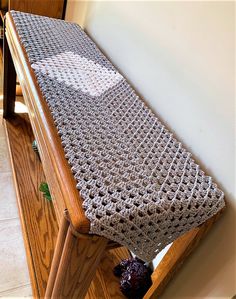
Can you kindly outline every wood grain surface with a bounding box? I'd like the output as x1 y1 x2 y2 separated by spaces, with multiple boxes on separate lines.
9 0 65 19
144 210 224 299
5 12 90 233
45 214 69 298
4 113 130 299
86 247 130 299
4 113 59 298
51 231 108 298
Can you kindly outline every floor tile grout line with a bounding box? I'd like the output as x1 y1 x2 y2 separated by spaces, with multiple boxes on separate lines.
0 283 31 295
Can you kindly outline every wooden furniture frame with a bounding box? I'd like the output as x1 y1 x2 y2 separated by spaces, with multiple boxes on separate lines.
3 0 67 19
3 11 224 299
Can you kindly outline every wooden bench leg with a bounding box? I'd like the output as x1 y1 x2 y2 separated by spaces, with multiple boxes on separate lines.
45 213 70 298
144 211 223 299
51 226 108 299
3 21 16 119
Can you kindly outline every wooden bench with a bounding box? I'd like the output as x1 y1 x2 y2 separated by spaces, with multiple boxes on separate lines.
3 11 224 299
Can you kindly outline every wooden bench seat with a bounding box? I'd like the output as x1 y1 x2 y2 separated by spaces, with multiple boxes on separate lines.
3 11 225 299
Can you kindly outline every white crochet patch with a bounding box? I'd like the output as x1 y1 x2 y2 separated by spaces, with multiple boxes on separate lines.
32 51 123 97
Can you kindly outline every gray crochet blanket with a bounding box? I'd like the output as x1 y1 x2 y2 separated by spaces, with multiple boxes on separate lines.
11 11 225 261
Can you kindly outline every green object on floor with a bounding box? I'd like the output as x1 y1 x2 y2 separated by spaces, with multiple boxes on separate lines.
39 182 52 201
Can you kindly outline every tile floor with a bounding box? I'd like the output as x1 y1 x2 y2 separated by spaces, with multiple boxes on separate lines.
0 46 32 297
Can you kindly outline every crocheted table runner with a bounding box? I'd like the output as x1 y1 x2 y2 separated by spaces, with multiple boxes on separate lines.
11 11 225 261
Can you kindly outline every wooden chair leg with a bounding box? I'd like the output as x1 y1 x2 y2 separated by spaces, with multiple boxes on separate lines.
3 21 16 118
51 227 108 299
144 211 223 299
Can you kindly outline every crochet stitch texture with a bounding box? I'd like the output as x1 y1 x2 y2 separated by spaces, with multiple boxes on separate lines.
11 11 225 261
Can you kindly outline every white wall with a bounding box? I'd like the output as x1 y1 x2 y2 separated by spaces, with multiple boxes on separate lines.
66 1 235 298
